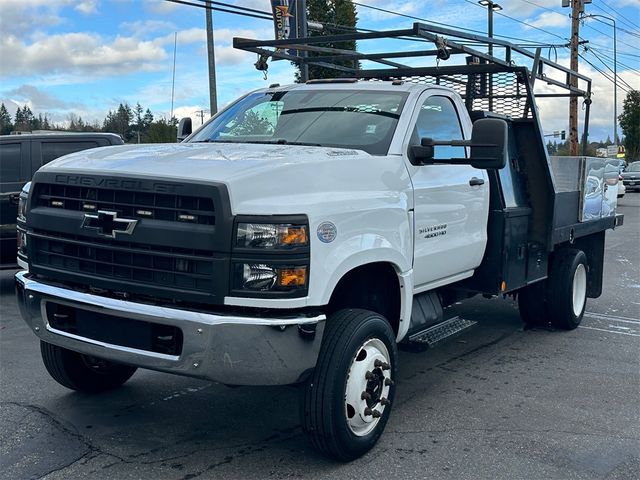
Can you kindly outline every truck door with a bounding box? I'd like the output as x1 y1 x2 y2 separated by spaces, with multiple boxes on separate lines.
405 93 489 289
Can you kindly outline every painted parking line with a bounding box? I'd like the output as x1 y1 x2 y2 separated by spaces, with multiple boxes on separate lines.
579 325 640 337
584 311 640 324
580 311 640 336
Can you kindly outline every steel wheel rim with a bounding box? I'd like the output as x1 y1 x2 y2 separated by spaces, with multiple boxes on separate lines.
572 263 587 317
344 338 392 437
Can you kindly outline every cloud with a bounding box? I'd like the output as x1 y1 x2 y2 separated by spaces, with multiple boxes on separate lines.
1 33 167 78
143 0 180 15
0 0 66 36
4 85 81 111
75 0 99 14
120 20 177 35
526 11 570 29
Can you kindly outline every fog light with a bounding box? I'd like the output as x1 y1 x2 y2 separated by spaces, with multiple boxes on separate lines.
17 229 27 256
243 264 278 290
235 263 308 292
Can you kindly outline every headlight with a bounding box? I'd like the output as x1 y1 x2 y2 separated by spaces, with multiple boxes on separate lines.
18 194 28 222
236 223 308 249
233 263 308 292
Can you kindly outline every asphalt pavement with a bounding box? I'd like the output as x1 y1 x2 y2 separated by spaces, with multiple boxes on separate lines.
1 194 638 480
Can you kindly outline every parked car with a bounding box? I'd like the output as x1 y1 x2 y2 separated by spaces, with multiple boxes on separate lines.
0 132 123 268
618 175 626 198
621 161 640 191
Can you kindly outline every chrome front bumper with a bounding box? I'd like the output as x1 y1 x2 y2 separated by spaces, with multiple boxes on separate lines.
15 271 325 386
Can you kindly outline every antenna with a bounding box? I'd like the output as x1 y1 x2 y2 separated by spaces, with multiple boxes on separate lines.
170 32 177 122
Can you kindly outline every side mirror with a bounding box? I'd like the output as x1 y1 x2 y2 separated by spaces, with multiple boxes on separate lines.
408 138 435 165
407 118 508 170
468 118 508 170
177 117 192 142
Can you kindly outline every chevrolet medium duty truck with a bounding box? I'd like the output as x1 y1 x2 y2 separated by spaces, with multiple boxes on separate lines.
15 24 623 460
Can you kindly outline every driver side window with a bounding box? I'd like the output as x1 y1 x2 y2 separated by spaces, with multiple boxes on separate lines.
412 96 466 159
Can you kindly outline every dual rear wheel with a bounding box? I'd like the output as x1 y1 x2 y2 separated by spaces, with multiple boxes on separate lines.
518 248 588 330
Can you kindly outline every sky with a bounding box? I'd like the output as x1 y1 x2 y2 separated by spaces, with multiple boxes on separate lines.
0 0 638 142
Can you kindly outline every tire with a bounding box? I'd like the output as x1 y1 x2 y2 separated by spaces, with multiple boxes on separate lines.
517 279 550 327
547 249 588 330
301 309 397 461
41 341 137 393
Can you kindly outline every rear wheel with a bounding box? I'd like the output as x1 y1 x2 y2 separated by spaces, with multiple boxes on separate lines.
301 309 397 461
517 280 549 327
41 341 137 393
547 249 588 330
517 248 588 330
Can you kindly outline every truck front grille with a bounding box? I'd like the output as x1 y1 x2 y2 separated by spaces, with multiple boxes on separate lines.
35 183 215 225
26 174 232 305
31 231 217 302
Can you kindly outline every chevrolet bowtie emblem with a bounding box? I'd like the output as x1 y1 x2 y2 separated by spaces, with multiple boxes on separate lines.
81 210 138 238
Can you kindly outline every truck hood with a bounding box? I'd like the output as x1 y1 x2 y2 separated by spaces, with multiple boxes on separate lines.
42 142 369 181
39 142 412 215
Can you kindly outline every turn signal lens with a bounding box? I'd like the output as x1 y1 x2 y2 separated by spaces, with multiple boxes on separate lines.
278 267 307 287
280 226 307 246
236 223 308 248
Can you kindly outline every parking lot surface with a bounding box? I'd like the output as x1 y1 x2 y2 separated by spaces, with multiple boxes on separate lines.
1 194 638 480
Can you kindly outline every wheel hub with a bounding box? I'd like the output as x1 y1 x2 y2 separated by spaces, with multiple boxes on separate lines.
572 263 587 317
344 338 392 437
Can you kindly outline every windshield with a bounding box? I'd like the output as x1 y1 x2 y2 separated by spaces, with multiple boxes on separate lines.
627 162 640 172
188 89 408 155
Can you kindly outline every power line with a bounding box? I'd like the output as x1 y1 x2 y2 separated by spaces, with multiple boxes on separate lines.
582 20 640 49
588 47 639 79
191 0 273 17
593 0 640 30
584 48 634 91
461 0 568 42
586 16 640 39
579 52 630 94
164 0 272 20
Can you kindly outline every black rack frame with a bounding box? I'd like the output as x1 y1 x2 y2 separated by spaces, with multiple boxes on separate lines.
233 22 593 154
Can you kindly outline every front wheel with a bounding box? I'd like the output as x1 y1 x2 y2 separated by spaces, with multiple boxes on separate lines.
41 341 137 393
301 309 397 461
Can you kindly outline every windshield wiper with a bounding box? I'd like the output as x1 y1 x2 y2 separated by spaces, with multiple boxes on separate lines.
191 139 322 147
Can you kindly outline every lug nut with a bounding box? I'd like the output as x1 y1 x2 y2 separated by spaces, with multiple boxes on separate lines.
364 407 373 416
375 359 391 370
380 397 391 406
384 378 394 386
361 391 371 400
371 409 382 418
365 371 374 380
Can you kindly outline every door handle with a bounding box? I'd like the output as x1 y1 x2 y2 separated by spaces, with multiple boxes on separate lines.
469 177 485 186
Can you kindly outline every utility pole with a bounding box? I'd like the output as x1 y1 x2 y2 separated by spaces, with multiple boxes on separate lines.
478 1 502 112
205 1 218 116
297 0 309 82
196 110 208 126
568 0 582 155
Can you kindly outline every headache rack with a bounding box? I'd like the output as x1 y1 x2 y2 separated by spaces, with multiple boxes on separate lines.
233 22 593 154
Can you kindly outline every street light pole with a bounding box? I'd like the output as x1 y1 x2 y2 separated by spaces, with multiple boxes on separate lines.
584 14 617 144
478 0 502 111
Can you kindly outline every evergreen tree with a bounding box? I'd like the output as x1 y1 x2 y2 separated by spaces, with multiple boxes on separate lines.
619 90 640 161
0 103 12 135
147 118 177 143
300 0 359 80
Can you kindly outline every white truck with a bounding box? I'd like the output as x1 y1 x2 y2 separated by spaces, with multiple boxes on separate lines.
15 24 623 460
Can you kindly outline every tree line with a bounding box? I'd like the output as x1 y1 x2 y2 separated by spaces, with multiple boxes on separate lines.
0 102 178 143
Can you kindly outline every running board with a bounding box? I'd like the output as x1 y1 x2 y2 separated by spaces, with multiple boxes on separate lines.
407 317 477 347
